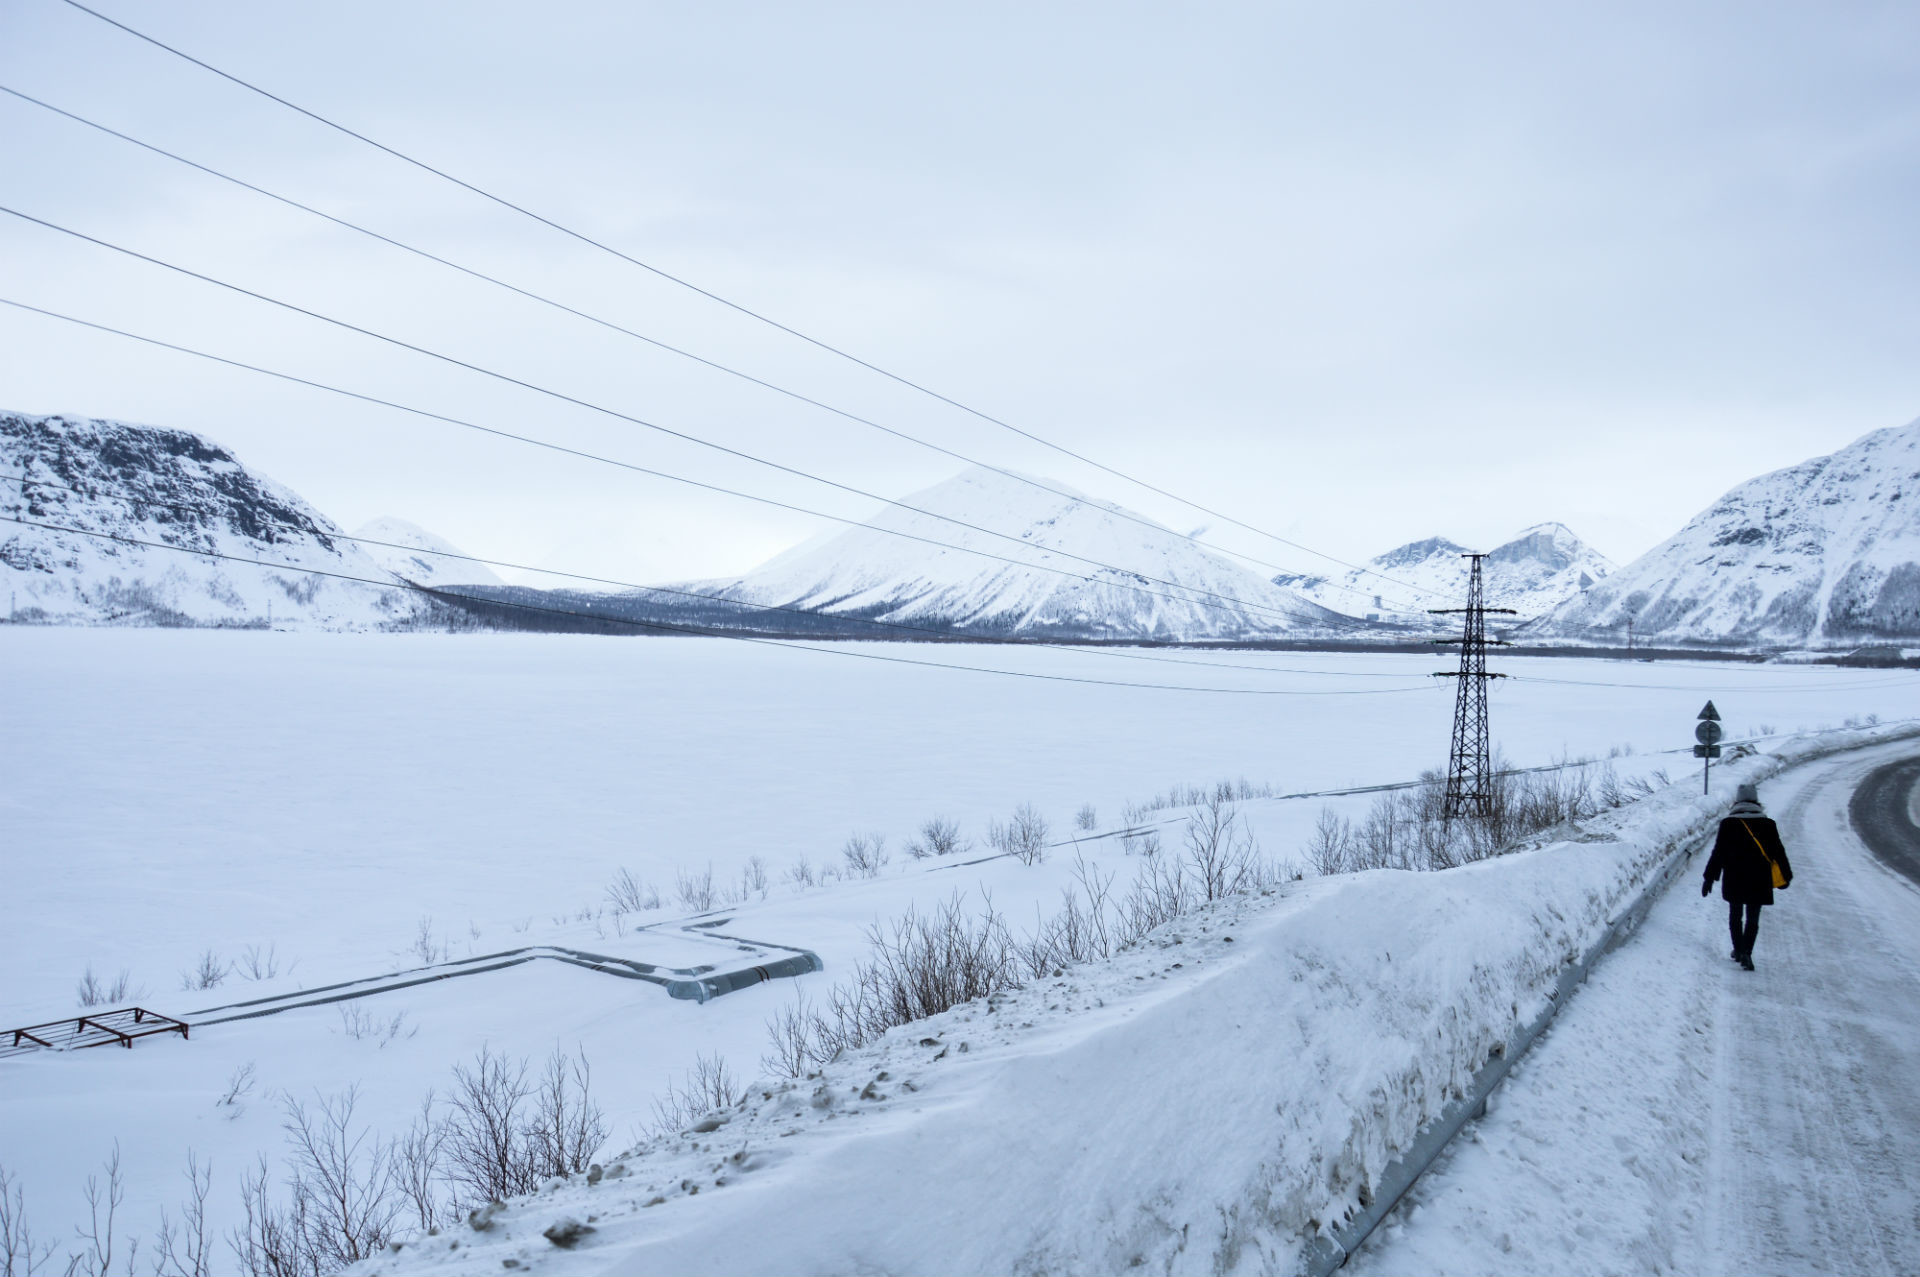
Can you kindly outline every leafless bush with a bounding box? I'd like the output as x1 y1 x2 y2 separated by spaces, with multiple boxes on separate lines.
988 803 1051 865
785 855 816 888
219 1062 258 1110
179 950 230 993
1182 790 1267 900
675 865 717 913
0 1162 54 1277
151 1152 212 1277
841 832 889 879
75 966 131 1009
905 817 968 859
761 993 818 1080
70 1143 131 1277
236 944 285 982
1305 807 1355 876
605 867 661 914
647 1054 742 1136
393 1094 447 1234
336 1006 416 1048
741 856 771 901
1119 821 1162 857
808 894 1022 1060
440 1045 606 1206
1021 855 1118 975
1117 845 1192 940
230 1087 400 1277
1075 804 1098 832
409 918 449 966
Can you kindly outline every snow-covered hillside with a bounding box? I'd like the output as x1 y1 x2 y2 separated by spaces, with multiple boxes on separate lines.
0 410 425 628
353 516 503 588
695 466 1354 640
1529 418 1920 647
1274 523 1614 621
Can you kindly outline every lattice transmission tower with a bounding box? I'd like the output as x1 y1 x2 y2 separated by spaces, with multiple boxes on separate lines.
1432 554 1517 821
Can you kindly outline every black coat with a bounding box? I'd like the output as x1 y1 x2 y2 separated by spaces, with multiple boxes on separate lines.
1704 814 1792 905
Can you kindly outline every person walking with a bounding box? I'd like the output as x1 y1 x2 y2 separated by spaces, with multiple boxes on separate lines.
1702 781 1793 970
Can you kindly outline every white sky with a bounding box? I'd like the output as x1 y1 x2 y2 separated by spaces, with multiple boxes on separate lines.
1 1 1916 588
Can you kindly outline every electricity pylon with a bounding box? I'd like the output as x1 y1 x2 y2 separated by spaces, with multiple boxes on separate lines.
1432 554 1518 822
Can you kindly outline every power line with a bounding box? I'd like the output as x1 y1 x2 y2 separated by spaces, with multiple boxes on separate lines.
0 512 1440 697
0 466 1427 681
0 82 1441 617
50 0 1464 609
0 205 1339 633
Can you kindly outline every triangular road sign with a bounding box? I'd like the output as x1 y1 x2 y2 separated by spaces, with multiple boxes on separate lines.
1699 700 1721 721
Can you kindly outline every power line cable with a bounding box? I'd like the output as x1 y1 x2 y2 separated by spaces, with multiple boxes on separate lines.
0 204 1338 633
50 0 1464 609
0 466 1427 681
0 511 1440 697
0 82 1440 617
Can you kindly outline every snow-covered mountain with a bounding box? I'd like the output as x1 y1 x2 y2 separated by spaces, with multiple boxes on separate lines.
0 410 427 628
353 516 503 588
1527 419 1920 648
1274 524 1614 621
695 467 1355 640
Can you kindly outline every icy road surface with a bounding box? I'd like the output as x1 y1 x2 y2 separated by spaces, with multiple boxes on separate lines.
1351 737 1920 1277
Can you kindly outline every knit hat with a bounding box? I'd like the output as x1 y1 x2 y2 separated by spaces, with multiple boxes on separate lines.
1730 781 1764 816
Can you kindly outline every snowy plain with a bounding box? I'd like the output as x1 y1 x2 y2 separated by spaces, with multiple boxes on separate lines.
1 627 1916 1271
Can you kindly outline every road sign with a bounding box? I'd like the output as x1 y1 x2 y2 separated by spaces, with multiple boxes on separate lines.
1695 702 1723 793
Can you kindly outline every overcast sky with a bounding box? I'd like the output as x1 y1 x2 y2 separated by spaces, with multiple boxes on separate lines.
2 1 1916 593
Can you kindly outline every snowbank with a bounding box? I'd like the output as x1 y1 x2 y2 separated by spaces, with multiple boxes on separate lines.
352 723 1920 1276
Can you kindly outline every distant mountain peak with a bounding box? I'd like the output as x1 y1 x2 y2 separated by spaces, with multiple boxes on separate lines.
700 465 1353 640
1530 416 1920 646
1273 524 1612 621
353 516 504 588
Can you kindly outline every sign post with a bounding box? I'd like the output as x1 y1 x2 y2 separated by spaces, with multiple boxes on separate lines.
1693 701 1723 794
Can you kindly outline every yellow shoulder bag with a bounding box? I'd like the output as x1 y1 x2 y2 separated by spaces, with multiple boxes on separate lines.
1740 820 1787 889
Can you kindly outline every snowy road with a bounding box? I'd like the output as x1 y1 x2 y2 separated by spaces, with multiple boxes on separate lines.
1851 755 1920 886
1351 738 1920 1277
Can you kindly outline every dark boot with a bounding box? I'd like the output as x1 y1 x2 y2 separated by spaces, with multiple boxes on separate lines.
1740 953 1755 971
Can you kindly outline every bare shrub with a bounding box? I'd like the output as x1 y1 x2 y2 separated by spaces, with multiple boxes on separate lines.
0 1161 54 1277
905 817 967 859
71 1143 131 1277
442 1047 535 1204
1020 855 1118 975
841 832 889 879
180 950 230 993
219 1062 258 1110
229 1089 402 1277
151 1152 212 1277
336 1006 416 1048
1117 847 1191 941
1075 804 1099 832
761 993 817 1080
75 966 131 1009
647 1054 741 1136
393 1094 447 1234
439 1045 606 1206
810 894 1022 1059
742 856 771 901
988 803 1051 865
1182 789 1266 900
236 944 284 982
1305 807 1355 876
410 918 448 966
605 867 660 914
675 865 717 913
785 855 816 888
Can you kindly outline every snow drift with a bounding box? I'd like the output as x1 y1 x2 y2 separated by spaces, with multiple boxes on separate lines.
351 721 1920 1277
1528 417 1920 647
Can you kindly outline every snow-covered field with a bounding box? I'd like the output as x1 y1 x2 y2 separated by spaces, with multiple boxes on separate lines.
1 627 1914 1271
